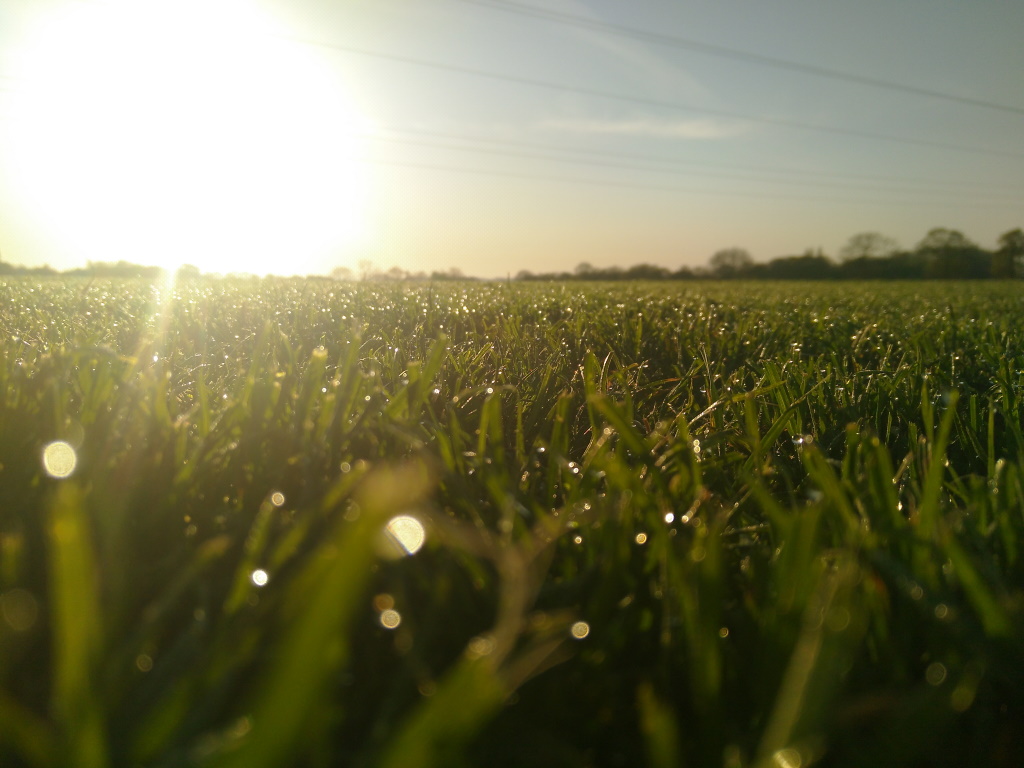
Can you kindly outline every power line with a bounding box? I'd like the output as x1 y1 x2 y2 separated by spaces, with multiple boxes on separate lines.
449 0 1024 117
1 75 1017 197
367 130 1024 201
373 125 1024 193
0 81 1012 196
369 157 1022 210
3 7 1019 158
287 35 1024 160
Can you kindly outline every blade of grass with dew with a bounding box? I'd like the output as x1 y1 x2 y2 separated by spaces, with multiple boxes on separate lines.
212 462 432 768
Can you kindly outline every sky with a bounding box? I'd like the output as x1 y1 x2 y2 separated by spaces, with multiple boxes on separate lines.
0 0 1022 277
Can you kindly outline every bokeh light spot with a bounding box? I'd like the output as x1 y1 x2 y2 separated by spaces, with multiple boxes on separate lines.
250 569 269 587
1 589 39 632
571 621 590 639
42 441 77 478
773 748 803 768
386 515 425 555
468 635 496 658
380 609 401 629
270 491 285 507
926 662 947 686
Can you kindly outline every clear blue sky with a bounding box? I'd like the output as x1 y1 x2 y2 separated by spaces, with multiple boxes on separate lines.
1 0 1022 276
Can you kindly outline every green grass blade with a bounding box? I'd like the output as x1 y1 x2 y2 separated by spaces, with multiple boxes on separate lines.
47 483 108 768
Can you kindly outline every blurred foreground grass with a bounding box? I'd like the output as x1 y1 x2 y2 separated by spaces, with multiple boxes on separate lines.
1 277 1023 767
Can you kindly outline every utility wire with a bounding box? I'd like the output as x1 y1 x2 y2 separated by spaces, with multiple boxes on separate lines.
0 85 1011 196
368 131 1024 201
369 157 1021 210
450 0 1024 117
374 125 1024 192
287 35 1024 160
0 74 1016 196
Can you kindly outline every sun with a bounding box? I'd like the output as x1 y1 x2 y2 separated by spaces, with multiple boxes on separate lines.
2 0 371 275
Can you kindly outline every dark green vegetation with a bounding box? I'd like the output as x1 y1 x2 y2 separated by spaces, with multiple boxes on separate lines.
1 278 1023 767
519 226 1024 282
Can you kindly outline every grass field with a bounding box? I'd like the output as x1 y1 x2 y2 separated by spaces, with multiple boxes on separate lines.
1 277 1022 767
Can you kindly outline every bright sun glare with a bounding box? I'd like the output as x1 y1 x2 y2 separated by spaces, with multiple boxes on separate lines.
3 0 370 275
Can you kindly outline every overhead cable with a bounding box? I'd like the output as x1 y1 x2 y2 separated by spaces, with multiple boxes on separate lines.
287 35 1024 160
369 157 1022 210
450 0 1024 117
367 131 1024 200
374 125 1024 193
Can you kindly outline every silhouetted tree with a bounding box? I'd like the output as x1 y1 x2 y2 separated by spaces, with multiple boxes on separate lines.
331 266 354 281
358 259 376 281
916 228 977 252
624 263 670 280
839 232 900 261
752 250 835 280
838 251 924 280
994 228 1024 278
915 228 990 278
429 267 467 281
709 248 752 277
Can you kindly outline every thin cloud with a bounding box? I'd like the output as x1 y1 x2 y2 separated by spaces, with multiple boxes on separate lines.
539 117 749 139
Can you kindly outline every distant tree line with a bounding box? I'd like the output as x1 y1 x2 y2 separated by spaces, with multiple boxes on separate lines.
0 260 164 278
2 227 1020 281
329 262 476 282
515 227 1024 281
